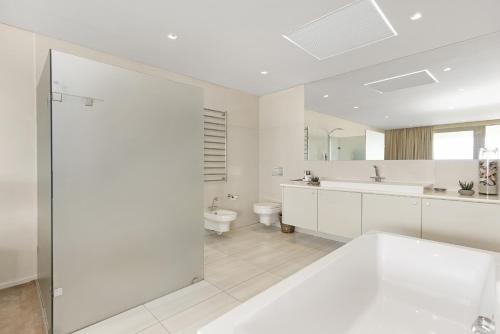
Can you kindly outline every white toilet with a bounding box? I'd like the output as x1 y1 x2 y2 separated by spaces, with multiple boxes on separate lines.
253 202 281 226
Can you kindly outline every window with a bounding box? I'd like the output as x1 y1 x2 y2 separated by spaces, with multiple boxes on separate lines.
365 130 385 160
433 131 474 160
485 125 500 151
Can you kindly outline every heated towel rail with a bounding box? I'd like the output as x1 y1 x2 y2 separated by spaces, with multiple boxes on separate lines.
204 108 227 182
304 126 309 160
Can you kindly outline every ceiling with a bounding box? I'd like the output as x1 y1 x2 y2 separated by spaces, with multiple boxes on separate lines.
1 0 500 95
305 32 500 129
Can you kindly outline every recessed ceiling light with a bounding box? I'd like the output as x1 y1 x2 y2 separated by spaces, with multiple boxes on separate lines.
167 33 178 40
323 94 329 98
353 106 359 109
458 88 465 92
384 115 389 119
260 71 269 75
410 12 422 21
443 67 452 72
448 106 455 110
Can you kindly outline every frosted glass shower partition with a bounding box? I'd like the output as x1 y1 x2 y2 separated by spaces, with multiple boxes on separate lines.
37 51 204 334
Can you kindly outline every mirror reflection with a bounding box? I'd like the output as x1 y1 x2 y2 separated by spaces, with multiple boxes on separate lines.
305 32 500 161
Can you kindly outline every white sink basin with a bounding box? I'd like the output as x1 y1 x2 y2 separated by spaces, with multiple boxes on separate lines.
320 179 430 195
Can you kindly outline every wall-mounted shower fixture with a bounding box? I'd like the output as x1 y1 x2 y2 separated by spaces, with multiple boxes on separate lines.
328 128 344 160
328 128 344 136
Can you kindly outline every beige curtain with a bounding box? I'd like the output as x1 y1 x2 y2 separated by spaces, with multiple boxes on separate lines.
385 126 433 160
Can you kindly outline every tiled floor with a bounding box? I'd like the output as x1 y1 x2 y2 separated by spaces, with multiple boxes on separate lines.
5 224 342 334
76 224 343 334
0 281 45 334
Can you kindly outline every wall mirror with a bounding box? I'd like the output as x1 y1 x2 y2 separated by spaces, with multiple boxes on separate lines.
304 32 500 161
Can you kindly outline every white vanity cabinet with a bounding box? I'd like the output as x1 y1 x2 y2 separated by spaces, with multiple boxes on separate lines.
422 199 500 252
318 190 362 238
281 184 500 252
362 194 422 237
282 187 318 231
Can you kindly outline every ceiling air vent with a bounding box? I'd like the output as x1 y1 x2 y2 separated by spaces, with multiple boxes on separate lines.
282 0 397 60
364 70 439 93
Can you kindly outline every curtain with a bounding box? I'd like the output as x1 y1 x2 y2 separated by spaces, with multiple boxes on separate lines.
385 126 433 160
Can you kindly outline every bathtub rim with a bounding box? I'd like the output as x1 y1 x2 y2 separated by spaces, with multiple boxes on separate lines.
198 232 497 334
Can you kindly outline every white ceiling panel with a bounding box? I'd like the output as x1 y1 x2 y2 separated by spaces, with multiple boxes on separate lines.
364 69 438 93
283 0 397 60
1 0 500 95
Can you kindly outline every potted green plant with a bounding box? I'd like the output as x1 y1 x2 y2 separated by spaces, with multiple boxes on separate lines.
458 181 475 196
308 176 320 186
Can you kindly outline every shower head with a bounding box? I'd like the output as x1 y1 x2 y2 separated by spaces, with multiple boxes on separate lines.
328 128 344 136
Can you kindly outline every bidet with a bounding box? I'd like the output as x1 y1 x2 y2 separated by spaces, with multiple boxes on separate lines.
204 209 237 235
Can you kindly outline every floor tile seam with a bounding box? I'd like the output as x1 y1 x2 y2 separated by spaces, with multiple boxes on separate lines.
144 282 222 323
217 270 270 293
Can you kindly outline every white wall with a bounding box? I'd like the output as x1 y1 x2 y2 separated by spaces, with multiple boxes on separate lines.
259 86 304 202
0 23 259 289
259 85 483 204
0 24 37 289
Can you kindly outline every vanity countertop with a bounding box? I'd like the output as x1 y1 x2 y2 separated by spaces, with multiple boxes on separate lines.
281 181 500 205
421 189 500 205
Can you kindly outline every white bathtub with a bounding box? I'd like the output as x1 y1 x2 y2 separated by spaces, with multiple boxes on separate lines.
199 233 496 334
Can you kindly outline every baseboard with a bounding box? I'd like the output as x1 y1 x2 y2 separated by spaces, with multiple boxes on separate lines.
0 274 38 291
283 225 352 244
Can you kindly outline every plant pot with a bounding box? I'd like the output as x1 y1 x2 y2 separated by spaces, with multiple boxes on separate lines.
458 189 475 196
280 222 295 233
279 213 295 233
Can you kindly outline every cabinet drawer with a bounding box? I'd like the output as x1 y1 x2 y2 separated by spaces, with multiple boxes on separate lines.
318 190 361 238
282 187 317 231
422 199 500 251
362 193 421 237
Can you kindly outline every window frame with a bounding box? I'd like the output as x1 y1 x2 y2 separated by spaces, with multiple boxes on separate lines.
433 125 485 159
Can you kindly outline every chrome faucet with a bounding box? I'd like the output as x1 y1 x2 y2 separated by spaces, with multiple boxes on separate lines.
472 316 495 333
209 197 218 211
370 165 385 182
